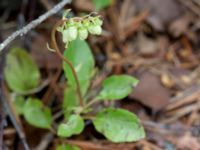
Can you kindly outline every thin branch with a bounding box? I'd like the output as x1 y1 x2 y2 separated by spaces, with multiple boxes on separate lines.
2 83 30 150
0 0 72 52
0 48 6 150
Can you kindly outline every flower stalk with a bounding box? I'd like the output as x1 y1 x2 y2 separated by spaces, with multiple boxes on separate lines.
50 12 103 108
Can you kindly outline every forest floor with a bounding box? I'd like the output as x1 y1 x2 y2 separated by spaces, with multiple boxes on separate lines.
1 0 200 149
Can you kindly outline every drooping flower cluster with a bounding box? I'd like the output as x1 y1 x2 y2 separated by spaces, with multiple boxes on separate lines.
58 15 103 44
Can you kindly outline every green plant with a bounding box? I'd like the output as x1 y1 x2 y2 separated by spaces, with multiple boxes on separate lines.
4 11 145 149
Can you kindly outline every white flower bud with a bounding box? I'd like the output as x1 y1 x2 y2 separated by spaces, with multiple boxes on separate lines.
83 20 90 28
62 26 78 42
94 17 103 26
95 25 102 35
78 28 88 40
88 25 102 35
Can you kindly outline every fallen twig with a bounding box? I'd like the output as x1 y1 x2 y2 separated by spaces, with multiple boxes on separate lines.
0 0 72 52
34 133 54 150
0 49 6 150
165 85 200 111
162 103 200 123
177 0 200 18
2 82 30 150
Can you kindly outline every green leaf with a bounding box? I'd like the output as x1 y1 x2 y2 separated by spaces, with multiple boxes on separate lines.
57 115 84 137
96 75 139 100
13 95 25 115
63 39 95 96
23 98 52 129
56 144 80 150
92 0 113 10
4 47 40 94
63 86 79 119
93 108 145 142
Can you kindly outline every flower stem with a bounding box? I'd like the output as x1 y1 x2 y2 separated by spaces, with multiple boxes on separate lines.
51 19 84 107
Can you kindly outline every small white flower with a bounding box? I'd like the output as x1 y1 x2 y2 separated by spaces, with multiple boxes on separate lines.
88 25 102 35
94 17 103 26
78 28 88 40
95 25 102 35
62 26 78 42
82 20 90 28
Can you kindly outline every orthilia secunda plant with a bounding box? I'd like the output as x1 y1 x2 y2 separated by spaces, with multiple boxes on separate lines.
47 10 145 146
4 10 144 149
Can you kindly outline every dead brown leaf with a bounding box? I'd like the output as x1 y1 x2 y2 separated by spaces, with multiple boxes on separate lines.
130 71 171 111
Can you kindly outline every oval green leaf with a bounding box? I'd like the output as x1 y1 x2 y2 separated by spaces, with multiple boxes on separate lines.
63 39 95 96
96 75 139 100
57 115 84 138
93 108 145 142
23 98 52 129
4 47 40 94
